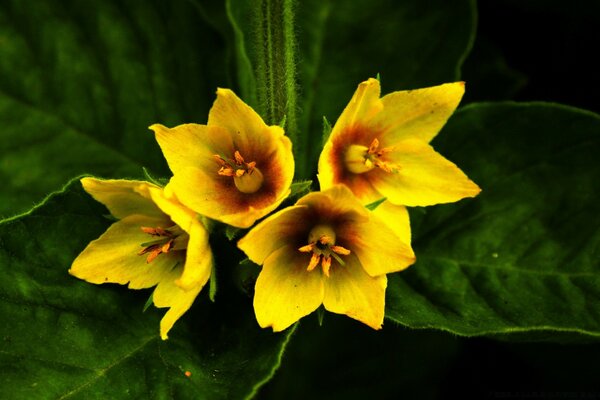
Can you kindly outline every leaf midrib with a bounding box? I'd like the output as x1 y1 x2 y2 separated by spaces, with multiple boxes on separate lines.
57 336 158 399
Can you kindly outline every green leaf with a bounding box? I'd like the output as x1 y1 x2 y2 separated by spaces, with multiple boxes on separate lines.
0 0 229 218
386 103 600 341
365 197 387 211
289 180 313 199
296 0 477 177
0 179 294 398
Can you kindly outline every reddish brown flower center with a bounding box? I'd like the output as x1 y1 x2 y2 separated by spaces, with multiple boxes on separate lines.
298 224 351 277
214 151 264 194
344 138 399 174
138 225 187 263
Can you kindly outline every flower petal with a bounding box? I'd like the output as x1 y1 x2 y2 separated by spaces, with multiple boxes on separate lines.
254 245 325 332
332 78 383 132
69 214 182 289
371 201 411 245
150 123 233 174
176 221 212 291
323 253 387 330
375 82 465 144
153 263 204 340
297 185 369 225
208 88 274 152
238 205 311 265
337 211 415 277
145 185 198 233
80 178 162 220
372 139 481 207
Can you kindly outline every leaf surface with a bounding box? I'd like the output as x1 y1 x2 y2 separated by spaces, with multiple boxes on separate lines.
386 103 600 341
0 180 293 399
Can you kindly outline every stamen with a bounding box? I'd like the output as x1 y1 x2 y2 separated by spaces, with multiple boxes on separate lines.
234 150 245 165
344 138 400 174
298 244 314 253
213 150 264 194
307 253 320 272
331 245 351 255
300 224 351 277
138 225 186 263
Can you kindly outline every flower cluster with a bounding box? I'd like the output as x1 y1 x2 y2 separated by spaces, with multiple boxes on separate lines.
70 79 480 338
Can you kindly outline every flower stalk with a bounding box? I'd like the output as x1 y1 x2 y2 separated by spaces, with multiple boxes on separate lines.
254 0 299 165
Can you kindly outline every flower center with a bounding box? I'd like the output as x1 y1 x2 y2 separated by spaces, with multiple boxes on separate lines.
214 151 264 194
138 225 188 263
298 224 351 277
344 138 399 174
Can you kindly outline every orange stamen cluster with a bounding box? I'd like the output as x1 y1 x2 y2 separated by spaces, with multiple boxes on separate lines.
138 226 176 263
298 231 351 278
365 138 397 173
214 151 257 178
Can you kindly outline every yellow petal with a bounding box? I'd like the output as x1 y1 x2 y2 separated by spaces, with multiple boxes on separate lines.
69 214 181 289
375 82 465 144
372 139 481 207
371 201 411 245
238 205 311 264
297 185 369 224
323 252 387 330
208 88 274 151
153 263 204 340
254 245 325 332
176 221 213 291
169 166 290 229
337 212 415 277
145 185 197 233
80 178 163 220
150 123 233 175
331 78 383 133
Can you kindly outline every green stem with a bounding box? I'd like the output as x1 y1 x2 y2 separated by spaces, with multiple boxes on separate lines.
254 0 299 166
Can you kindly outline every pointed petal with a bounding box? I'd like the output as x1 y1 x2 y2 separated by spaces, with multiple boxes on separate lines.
152 263 204 340
371 201 412 245
337 213 415 277
372 139 481 207
375 82 465 144
332 78 382 133
238 205 311 264
69 215 181 289
323 253 387 330
150 123 233 175
176 221 213 291
208 88 274 152
254 246 325 332
80 178 162 220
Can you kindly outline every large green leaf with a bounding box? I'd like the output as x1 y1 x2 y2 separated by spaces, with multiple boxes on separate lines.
0 179 293 399
225 0 477 178
0 0 229 218
386 103 600 340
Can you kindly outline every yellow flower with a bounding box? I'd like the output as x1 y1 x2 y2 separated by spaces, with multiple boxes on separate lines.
318 78 481 220
237 185 415 332
150 88 294 228
69 178 213 340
